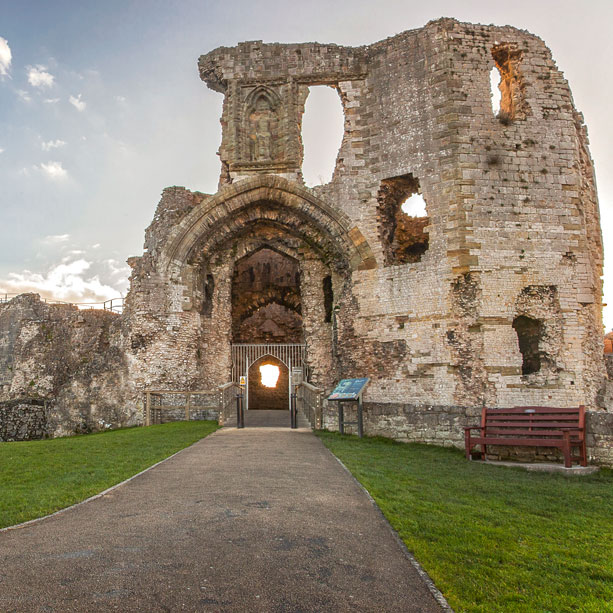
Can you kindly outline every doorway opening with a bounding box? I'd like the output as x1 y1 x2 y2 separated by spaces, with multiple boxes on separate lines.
248 355 289 410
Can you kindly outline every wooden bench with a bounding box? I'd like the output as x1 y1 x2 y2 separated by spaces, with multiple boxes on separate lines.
464 406 587 468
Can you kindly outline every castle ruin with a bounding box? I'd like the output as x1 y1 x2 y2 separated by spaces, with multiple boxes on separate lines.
2 19 612 463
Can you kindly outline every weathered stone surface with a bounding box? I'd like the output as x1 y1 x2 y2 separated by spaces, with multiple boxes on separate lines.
0 294 139 437
0 398 49 442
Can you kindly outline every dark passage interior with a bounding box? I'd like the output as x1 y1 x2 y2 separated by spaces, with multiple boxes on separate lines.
231 248 303 343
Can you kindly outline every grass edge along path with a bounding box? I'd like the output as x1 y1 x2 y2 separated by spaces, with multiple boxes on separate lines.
316 431 613 613
0 421 219 529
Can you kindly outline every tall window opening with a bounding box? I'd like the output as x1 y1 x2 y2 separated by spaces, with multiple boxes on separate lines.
323 275 333 323
301 86 344 187
377 174 430 266
203 274 214 317
490 66 502 116
512 315 543 375
491 43 527 123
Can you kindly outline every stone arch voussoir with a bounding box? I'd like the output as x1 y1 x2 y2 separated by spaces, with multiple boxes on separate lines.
161 175 375 275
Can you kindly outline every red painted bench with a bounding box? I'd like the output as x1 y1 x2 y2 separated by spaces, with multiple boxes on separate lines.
464 406 587 468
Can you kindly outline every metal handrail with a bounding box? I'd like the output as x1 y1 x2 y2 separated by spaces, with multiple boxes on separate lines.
298 381 324 429
0 293 124 313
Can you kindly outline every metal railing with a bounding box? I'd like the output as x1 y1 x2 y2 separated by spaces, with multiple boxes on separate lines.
298 381 324 429
144 389 218 426
219 382 241 426
0 293 124 314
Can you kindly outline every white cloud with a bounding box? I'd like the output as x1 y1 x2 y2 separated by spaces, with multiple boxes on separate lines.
42 139 67 151
44 97 60 104
43 234 70 244
0 37 11 77
92 243 101 249
16 89 31 103
115 95 126 103
69 93 86 111
38 161 68 180
0 147 4 154
0 259 121 304
27 65 55 88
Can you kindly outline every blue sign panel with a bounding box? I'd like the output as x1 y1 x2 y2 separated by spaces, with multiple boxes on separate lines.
328 378 370 400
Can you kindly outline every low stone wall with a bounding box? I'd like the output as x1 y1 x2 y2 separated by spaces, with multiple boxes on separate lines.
0 399 49 442
586 411 613 466
322 401 613 467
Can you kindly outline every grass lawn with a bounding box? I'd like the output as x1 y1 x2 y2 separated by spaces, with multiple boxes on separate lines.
0 420 219 529
316 431 613 613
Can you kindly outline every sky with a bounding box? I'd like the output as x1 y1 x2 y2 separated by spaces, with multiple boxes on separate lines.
0 0 611 331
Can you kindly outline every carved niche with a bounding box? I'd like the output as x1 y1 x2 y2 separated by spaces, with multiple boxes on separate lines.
243 86 281 163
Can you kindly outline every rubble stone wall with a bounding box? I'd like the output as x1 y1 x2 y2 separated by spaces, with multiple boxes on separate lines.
0 294 139 437
0 399 49 442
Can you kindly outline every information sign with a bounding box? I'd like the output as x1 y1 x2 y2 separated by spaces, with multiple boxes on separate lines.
328 378 369 401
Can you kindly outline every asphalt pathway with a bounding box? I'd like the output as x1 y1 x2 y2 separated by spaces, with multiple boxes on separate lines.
0 417 446 612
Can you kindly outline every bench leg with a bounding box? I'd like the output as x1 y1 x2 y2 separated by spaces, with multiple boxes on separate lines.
465 430 472 460
580 437 587 467
562 431 572 468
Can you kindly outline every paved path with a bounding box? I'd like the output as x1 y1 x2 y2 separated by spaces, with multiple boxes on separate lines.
1 423 445 612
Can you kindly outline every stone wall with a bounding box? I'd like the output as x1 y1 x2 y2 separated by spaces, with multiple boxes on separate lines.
0 399 49 442
0 294 140 437
322 401 613 466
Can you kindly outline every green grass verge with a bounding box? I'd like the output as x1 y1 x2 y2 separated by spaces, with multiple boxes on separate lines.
0 421 219 529
316 431 613 613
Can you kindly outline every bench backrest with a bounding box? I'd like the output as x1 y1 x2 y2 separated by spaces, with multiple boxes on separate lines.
481 406 585 439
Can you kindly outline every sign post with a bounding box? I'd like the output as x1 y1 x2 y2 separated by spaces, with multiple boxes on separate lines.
237 376 246 428
327 378 369 438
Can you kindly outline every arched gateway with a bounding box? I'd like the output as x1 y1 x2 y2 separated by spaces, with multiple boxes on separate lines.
126 175 375 412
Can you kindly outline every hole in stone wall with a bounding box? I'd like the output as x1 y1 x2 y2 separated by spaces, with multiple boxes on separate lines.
512 315 543 375
377 174 430 266
323 275 333 323
491 43 526 123
401 193 427 217
301 86 344 187
490 66 502 116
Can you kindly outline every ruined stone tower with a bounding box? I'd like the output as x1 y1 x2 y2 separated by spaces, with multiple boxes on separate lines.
126 17 605 411
2 19 611 462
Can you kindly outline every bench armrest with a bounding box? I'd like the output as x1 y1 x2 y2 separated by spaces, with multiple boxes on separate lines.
464 425 481 432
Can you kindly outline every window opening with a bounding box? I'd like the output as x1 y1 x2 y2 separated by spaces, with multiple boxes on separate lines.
323 275 333 323
301 86 344 187
203 274 214 317
491 43 526 123
377 174 429 266
490 66 502 116
512 315 543 375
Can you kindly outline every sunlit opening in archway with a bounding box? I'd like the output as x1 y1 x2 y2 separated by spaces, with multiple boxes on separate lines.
260 364 280 388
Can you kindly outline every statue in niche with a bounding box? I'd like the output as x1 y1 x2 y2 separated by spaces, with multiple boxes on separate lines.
248 94 276 162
